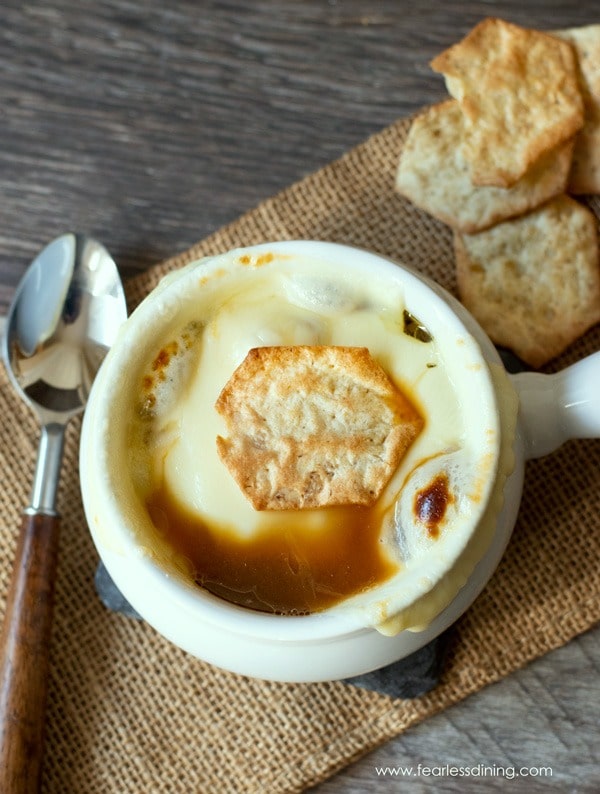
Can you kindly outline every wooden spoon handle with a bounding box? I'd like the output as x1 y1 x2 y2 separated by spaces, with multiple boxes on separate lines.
0 512 60 794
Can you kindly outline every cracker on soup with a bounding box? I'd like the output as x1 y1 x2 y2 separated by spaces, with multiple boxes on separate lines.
215 345 423 510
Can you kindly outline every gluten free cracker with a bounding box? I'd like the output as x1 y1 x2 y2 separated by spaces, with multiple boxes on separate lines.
430 18 584 188
553 25 600 194
454 195 600 367
396 100 573 233
215 345 423 510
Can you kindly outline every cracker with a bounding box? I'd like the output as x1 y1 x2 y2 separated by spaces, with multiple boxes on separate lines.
215 345 423 510
454 195 600 367
431 18 584 188
396 100 573 233
553 25 600 194
567 107 600 195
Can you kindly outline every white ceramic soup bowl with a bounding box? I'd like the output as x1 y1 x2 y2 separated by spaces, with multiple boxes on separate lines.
80 241 600 682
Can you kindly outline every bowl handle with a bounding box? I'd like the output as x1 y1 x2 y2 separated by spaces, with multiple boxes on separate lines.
510 351 600 460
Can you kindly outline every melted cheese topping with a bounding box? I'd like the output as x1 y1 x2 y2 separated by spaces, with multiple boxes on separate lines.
375 364 518 634
125 248 502 622
136 270 466 540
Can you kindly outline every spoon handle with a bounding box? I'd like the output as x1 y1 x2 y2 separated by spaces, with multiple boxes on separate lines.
0 512 60 794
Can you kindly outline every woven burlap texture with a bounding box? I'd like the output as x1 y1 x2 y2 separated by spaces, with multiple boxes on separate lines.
1 116 599 794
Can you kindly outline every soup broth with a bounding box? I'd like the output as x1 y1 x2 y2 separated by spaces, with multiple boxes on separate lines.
147 486 396 614
127 250 488 617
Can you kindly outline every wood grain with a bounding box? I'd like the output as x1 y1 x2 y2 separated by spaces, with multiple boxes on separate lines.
0 2 599 791
312 628 600 793
0 513 60 794
1 0 596 311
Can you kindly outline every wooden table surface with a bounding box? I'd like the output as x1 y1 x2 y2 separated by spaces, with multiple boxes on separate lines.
1 2 598 791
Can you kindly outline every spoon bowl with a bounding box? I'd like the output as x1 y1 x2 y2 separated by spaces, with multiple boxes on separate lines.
0 233 126 793
5 234 126 422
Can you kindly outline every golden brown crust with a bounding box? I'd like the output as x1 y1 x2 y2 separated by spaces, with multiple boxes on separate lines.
430 18 584 188
215 345 423 510
454 195 600 367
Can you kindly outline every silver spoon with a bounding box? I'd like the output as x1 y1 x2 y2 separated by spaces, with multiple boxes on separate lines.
0 233 127 793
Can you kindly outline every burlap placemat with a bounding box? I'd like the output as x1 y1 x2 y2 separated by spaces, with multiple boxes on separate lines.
1 116 599 793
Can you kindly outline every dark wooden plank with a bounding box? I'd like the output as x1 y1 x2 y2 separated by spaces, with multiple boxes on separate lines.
1 0 596 309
